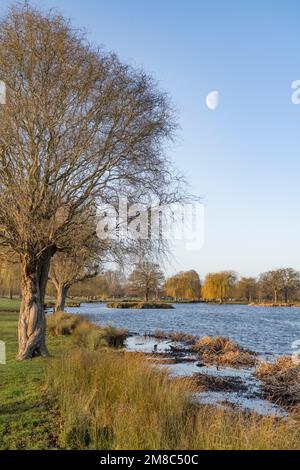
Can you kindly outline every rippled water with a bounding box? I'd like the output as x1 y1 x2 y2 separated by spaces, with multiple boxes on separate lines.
65 302 299 415
66 302 300 356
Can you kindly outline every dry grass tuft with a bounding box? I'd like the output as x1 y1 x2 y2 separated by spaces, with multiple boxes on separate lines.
47 312 127 351
256 356 300 406
193 336 256 367
46 350 193 449
168 331 196 344
149 329 196 344
45 349 300 450
47 311 84 336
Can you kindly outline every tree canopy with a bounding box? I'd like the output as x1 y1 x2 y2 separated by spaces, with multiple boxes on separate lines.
0 4 179 359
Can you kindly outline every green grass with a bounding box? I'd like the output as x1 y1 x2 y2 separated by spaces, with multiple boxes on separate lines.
0 298 21 312
0 310 126 449
0 312 69 449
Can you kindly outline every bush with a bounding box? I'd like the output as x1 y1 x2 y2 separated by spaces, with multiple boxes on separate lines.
71 322 107 351
256 356 300 406
47 312 84 336
47 312 127 351
72 322 127 351
103 326 127 348
193 336 256 367
148 330 196 344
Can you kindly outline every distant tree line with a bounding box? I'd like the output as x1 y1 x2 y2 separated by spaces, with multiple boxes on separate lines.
201 268 300 304
1 261 300 304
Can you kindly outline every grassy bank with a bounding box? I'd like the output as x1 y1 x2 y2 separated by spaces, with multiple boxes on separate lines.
1 305 300 449
0 312 70 449
46 348 300 450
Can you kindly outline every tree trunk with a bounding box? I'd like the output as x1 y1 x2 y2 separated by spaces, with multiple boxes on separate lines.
55 284 68 312
274 288 278 304
17 249 53 360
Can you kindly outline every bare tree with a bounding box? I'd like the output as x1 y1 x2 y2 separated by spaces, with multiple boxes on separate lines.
65 270 125 299
235 277 257 303
49 213 102 312
0 4 180 359
278 268 300 303
127 261 164 301
259 268 300 303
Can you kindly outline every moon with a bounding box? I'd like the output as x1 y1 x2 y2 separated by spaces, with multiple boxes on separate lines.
206 90 219 110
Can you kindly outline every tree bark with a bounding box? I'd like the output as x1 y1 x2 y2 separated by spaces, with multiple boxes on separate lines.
274 288 278 304
55 284 68 312
17 249 53 360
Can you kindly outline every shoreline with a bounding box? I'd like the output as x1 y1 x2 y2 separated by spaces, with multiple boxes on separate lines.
1 310 299 450
125 331 288 417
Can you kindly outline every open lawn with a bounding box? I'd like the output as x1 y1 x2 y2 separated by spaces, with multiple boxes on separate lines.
0 311 69 449
0 298 20 313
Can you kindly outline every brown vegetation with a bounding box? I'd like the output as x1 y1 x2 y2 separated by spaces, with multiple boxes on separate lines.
192 373 247 393
256 356 300 407
45 348 300 449
150 329 196 344
49 214 102 312
193 336 256 367
126 262 165 301
47 312 127 350
47 312 84 336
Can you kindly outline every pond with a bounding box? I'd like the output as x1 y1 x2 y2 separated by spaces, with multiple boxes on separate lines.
66 302 300 357
65 302 300 416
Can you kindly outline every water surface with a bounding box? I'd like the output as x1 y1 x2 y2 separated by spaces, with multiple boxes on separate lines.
66 302 300 356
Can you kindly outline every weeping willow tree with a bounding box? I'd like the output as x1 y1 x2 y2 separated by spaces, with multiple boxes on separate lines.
0 252 21 298
164 270 201 300
202 271 237 303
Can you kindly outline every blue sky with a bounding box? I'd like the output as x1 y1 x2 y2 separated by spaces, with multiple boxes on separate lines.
1 0 300 278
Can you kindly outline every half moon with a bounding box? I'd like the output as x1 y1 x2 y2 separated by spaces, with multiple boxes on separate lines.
206 90 219 110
